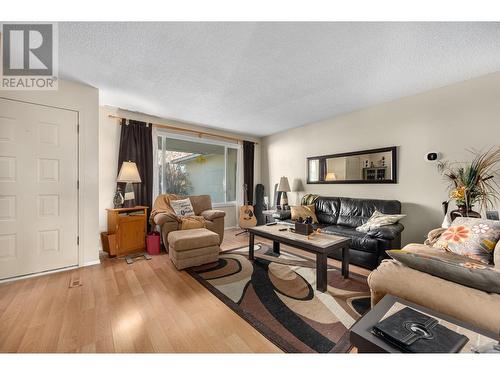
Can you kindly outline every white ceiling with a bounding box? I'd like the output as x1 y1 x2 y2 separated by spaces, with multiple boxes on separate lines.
59 22 500 137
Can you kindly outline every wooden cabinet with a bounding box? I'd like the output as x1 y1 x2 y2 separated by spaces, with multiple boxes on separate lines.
105 206 148 256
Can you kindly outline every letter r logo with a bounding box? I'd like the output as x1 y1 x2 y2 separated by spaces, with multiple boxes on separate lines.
2 24 53 76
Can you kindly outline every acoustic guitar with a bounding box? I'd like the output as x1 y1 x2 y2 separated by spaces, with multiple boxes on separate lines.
239 184 257 228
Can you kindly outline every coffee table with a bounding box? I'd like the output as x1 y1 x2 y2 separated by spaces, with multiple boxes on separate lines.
349 295 498 353
247 223 351 292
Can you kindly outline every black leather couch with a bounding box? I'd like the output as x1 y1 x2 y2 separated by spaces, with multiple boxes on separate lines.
273 196 404 270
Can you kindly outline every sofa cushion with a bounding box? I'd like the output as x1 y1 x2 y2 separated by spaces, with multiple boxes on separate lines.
179 216 206 230
321 225 379 253
168 228 220 251
315 197 340 225
387 246 500 294
336 197 402 228
189 195 213 215
433 217 500 264
366 223 404 240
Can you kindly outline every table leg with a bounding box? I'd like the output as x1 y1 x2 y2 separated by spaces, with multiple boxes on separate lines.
342 246 350 278
249 233 255 260
316 252 328 292
273 241 280 255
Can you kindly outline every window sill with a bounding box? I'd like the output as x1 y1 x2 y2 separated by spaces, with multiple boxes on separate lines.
212 202 237 208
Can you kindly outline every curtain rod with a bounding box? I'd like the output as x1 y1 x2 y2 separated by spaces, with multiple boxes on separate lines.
108 114 258 145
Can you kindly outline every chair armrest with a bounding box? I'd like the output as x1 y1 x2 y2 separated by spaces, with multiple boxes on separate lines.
272 210 291 220
367 223 404 240
153 213 178 226
200 209 226 221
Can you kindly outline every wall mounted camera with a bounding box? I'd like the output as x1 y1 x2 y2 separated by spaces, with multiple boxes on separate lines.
425 151 441 163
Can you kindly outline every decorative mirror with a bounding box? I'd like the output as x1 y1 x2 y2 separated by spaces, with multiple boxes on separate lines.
307 146 397 184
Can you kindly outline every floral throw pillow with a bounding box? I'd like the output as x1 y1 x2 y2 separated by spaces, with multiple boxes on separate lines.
433 217 500 264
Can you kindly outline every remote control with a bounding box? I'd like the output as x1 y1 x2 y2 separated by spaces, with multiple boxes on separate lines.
266 222 277 226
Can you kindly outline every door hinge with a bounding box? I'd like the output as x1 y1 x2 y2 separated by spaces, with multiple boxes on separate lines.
77 236 79 245
77 123 80 133
77 180 79 189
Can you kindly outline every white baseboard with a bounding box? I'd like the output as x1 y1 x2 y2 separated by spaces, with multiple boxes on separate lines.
83 259 101 267
0 259 101 284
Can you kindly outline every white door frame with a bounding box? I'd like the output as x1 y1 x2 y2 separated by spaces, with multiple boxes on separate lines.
0 97 82 277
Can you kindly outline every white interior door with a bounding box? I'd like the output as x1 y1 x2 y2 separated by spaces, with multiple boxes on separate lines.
0 98 78 280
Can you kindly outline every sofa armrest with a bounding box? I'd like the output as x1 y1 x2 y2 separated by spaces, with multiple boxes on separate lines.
200 209 226 221
272 210 291 220
367 223 404 240
153 213 178 226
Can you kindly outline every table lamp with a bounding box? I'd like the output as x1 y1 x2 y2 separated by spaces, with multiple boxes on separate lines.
117 161 142 206
277 176 291 208
325 172 337 181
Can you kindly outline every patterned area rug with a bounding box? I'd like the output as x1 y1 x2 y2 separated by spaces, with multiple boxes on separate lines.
188 243 371 353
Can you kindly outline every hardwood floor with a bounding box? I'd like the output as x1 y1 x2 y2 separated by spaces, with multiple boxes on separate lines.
0 228 369 353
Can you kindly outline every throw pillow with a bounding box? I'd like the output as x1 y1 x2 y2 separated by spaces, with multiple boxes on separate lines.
356 210 406 232
495 240 500 269
387 248 500 294
433 217 500 264
170 198 195 217
291 205 318 224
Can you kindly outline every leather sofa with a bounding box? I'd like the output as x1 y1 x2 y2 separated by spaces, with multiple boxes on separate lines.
273 196 404 269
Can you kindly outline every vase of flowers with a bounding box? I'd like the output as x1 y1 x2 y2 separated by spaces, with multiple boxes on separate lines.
438 147 500 221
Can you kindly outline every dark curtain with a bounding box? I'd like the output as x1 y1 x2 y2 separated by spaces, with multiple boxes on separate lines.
243 140 255 204
117 119 153 222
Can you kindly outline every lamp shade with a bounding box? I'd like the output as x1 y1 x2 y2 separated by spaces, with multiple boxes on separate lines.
277 176 291 192
325 172 337 181
117 161 142 183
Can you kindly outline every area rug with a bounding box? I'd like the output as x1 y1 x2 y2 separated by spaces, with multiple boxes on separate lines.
188 243 371 353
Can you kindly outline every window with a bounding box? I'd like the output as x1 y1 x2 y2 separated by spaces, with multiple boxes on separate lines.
155 133 239 204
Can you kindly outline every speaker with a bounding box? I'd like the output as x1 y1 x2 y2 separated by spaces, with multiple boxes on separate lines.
254 183 265 225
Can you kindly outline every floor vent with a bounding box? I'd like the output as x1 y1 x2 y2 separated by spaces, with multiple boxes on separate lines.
69 275 83 288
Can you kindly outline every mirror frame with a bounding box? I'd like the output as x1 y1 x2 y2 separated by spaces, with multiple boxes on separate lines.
306 146 398 184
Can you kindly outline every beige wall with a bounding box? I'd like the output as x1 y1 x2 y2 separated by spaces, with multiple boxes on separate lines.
99 106 261 235
1 80 100 266
261 72 500 245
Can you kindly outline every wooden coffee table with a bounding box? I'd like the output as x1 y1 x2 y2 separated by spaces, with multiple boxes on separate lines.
349 295 498 353
247 223 351 292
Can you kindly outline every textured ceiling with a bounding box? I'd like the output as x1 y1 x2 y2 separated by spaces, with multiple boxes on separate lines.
59 22 500 136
